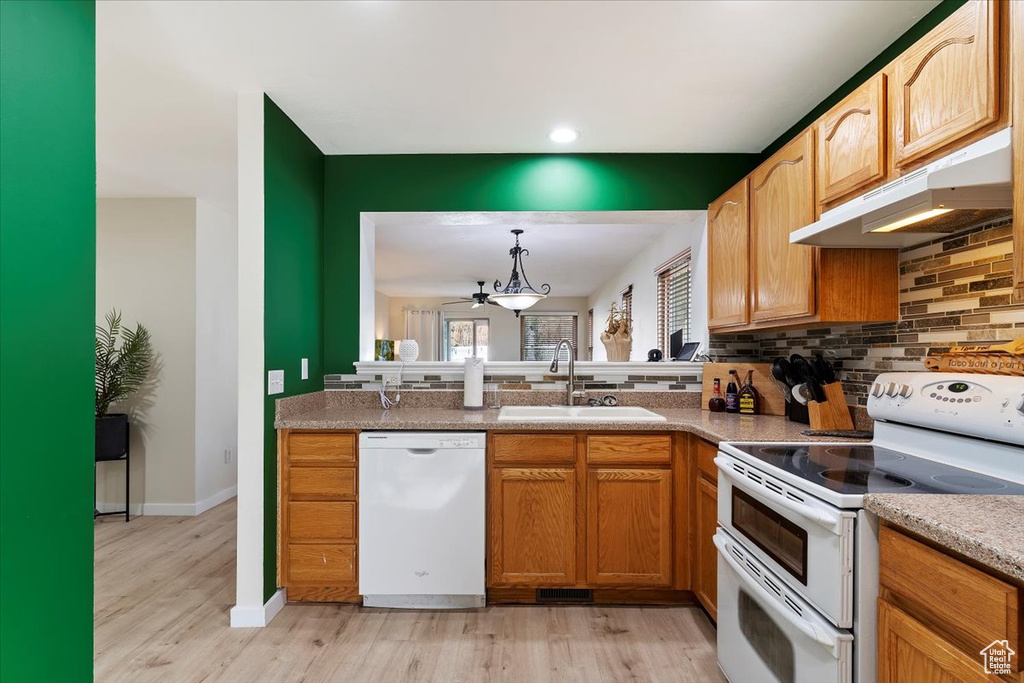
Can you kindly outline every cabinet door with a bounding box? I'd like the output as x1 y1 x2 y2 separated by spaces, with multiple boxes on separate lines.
587 468 672 586
489 468 576 586
707 178 750 329
694 478 718 620
891 0 999 168
878 599 990 683
750 130 816 322
818 74 886 204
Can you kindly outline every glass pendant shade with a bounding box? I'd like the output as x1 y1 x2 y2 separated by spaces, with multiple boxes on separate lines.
492 229 550 317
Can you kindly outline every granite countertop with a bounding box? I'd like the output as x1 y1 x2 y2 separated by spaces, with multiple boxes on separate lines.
864 494 1024 582
275 405 867 445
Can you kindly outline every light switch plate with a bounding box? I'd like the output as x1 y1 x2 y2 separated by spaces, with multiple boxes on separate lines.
268 369 284 395
301 358 309 380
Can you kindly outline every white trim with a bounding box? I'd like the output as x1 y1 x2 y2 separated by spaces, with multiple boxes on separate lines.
230 588 287 628
359 214 376 361
96 486 236 517
235 91 267 618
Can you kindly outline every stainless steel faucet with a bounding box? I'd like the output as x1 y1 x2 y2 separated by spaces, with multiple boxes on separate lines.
550 338 586 406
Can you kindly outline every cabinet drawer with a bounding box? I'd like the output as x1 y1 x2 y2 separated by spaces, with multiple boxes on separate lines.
492 433 575 465
587 435 671 466
288 432 355 465
288 501 355 543
696 439 718 481
287 544 355 584
289 467 356 500
880 526 1020 670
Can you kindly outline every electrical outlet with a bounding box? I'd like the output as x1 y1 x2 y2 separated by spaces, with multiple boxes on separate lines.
301 358 309 380
268 369 284 395
224 448 232 464
382 372 401 386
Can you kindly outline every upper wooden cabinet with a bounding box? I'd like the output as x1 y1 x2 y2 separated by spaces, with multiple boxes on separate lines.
489 467 577 586
750 130 817 322
817 74 887 204
707 178 750 329
891 0 1000 168
587 468 673 586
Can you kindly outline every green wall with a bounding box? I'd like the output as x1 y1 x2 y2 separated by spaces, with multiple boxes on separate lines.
323 153 759 370
0 1 96 681
263 96 325 600
761 0 966 158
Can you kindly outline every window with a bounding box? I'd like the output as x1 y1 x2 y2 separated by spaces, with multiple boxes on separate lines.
657 251 691 355
586 308 594 360
520 312 578 361
620 284 633 323
444 317 489 361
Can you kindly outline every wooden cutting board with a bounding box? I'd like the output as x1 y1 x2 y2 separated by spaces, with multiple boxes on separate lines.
701 363 787 416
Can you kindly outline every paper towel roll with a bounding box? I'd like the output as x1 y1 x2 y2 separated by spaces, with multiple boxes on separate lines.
464 357 484 410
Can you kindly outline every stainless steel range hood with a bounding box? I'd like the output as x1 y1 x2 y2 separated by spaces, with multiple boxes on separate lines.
790 128 1012 249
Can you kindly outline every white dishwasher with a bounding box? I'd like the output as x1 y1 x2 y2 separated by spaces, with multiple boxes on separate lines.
358 431 486 609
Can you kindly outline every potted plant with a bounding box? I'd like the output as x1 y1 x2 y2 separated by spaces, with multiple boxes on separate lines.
95 310 152 461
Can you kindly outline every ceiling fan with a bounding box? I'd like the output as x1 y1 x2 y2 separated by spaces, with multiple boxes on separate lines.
441 281 500 308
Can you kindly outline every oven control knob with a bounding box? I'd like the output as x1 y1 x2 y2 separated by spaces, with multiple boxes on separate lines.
885 382 900 397
871 383 885 398
898 384 913 398
1016 394 1024 415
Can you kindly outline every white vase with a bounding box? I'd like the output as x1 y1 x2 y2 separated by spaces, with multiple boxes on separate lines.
397 339 419 362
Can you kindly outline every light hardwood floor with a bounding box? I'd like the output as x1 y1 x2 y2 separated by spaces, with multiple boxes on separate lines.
95 500 724 683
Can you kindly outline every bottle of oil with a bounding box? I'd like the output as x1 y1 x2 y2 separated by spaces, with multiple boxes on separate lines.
738 370 761 415
708 378 726 412
725 370 740 413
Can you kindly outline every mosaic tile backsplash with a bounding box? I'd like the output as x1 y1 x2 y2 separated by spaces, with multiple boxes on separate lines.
710 218 1022 407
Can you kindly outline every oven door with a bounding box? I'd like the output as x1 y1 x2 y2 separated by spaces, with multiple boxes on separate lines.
716 453 856 628
716 530 853 683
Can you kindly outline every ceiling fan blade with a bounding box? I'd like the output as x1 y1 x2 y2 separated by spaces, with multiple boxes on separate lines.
441 299 472 305
472 302 481 308
486 300 501 307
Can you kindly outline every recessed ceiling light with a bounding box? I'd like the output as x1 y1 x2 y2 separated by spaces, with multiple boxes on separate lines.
548 127 580 143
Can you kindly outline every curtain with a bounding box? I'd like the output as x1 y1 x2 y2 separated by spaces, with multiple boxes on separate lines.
404 309 441 361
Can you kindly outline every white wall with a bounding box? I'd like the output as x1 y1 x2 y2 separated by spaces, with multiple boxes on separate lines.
588 214 708 360
194 199 238 509
387 296 590 361
96 198 197 514
374 290 391 340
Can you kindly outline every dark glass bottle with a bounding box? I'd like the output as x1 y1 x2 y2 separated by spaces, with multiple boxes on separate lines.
725 370 740 413
738 370 761 415
708 378 726 412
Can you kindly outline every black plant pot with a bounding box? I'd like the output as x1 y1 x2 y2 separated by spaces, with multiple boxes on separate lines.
96 413 129 461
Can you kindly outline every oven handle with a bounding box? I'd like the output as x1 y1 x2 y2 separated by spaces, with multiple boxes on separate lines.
714 456 846 534
714 531 841 658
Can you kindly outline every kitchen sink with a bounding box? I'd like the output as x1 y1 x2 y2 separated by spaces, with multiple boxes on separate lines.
496 405 667 422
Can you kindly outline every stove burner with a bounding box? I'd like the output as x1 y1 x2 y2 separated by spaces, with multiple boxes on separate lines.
758 447 805 456
819 469 913 488
823 446 903 462
931 474 1007 491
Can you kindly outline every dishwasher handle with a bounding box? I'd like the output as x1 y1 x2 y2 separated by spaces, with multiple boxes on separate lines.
407 448 438 456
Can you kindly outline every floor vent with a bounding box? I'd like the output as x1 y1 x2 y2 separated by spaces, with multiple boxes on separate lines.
536 588 594 603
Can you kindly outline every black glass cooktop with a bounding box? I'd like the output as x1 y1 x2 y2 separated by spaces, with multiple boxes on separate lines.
727 443 1024 496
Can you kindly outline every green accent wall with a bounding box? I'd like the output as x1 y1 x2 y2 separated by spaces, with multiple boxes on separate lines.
761 0 967 158
263 96 325 600
323 153 759 370
0 1 96 681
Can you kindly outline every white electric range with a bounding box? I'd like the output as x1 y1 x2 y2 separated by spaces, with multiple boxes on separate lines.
714 371 1024 683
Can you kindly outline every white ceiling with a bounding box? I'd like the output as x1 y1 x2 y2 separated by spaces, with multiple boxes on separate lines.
97 0 940 211
372 211 700 298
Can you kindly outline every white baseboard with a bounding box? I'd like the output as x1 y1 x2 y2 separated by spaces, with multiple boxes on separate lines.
96 485 237 517
230 588 286 628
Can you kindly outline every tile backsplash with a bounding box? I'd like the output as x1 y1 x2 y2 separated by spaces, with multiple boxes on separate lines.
710 218 1022 406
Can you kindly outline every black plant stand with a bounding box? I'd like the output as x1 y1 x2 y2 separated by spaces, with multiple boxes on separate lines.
95 421 130 523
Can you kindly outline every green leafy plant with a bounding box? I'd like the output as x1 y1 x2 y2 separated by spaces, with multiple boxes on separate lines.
95 309 153 418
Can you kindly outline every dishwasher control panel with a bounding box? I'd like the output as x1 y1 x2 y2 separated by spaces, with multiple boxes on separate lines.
360 431 487 450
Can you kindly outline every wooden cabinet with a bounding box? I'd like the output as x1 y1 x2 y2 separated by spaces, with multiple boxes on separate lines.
586 468 672 586
489 467 577 586
891 0 1000 168
878 525 1023 681
278 430 360 602
707 178 750 329
693 439 718 619
817 74 887 204
1012 0 1024 304
750 130 817 322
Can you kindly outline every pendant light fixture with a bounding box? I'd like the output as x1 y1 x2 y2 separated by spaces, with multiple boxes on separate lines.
490 229 550 317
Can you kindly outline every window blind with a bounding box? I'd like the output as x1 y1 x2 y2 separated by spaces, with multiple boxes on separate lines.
657 252 692 355
621 285 633 323
520 313 578 361
586 308 594 360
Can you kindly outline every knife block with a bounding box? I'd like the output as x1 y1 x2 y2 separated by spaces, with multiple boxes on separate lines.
807 382 855 431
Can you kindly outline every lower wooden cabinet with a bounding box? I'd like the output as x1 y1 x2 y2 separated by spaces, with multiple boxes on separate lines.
489 467 577 586
878 599 991 683
586 468 672 586
693 439 719 619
